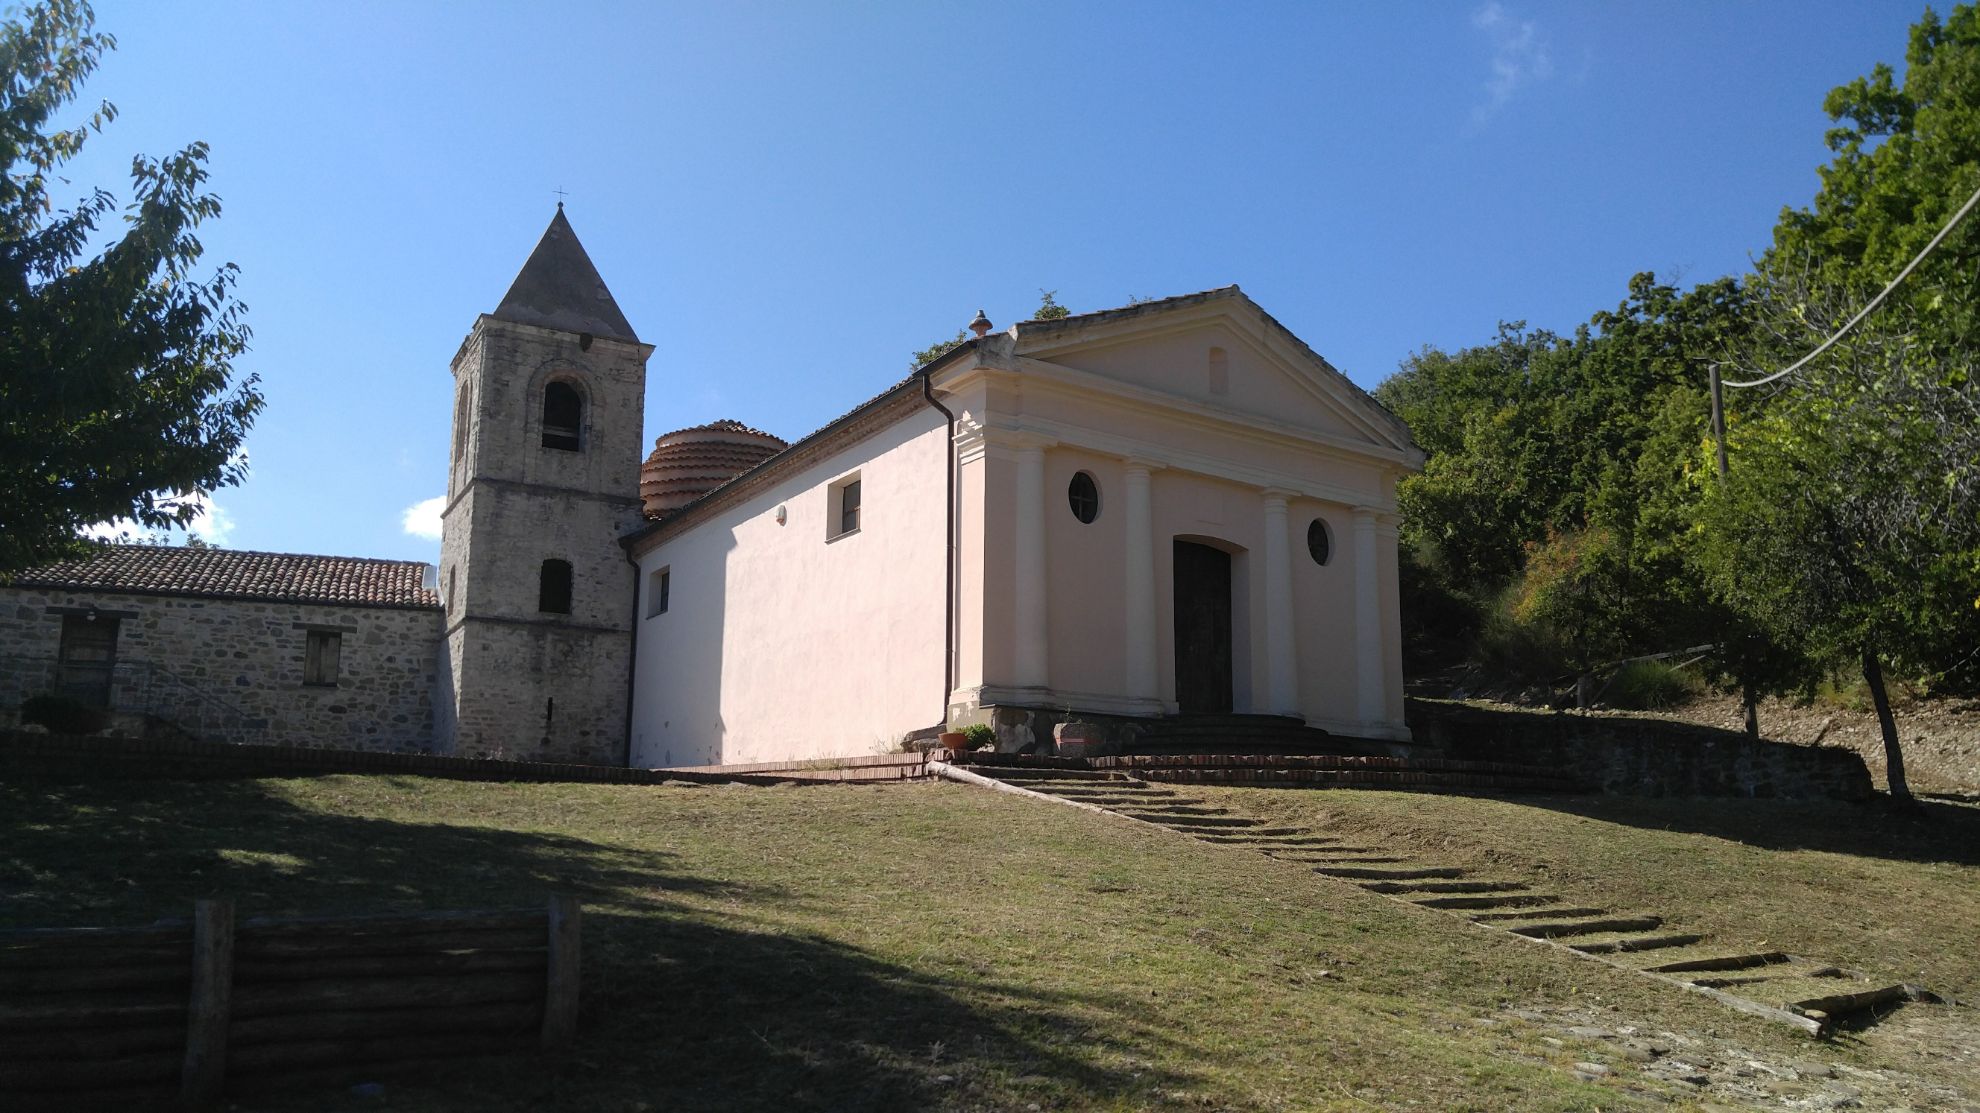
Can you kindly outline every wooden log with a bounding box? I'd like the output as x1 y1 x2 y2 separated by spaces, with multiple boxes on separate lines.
229 1001 542 1046
0 1049 182 1091
541 895 580 1050
233 927 546 960
237 908 542 937
0 962 189 995
0 922 190 946
0 941 192 971
230 971 542 1018
0 1021 185 1058
229 1031 534 1075
0 995 185 1031
232 947 544 983
180 897 235 1108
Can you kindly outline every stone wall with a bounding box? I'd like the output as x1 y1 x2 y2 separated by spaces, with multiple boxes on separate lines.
0 586 441 753
1407 698 1874 801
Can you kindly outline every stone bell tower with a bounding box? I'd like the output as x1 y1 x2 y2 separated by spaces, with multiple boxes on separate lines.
435 206 651 764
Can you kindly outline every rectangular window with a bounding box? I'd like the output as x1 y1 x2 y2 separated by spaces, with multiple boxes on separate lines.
829 474 861 540
303 630 342 687
646 567 671 618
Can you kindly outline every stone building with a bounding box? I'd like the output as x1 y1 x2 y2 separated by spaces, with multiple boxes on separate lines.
0 546 440 751
0 207 1424 767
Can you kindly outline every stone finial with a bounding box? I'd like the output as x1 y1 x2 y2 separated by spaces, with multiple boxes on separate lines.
968 309 993 338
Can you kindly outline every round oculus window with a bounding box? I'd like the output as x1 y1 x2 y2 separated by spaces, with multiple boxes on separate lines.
1307 519 1332 565
1067 472 1099 524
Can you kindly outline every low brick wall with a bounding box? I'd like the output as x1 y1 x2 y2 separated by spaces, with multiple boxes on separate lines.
0 730 837 787
1406 699 1875 801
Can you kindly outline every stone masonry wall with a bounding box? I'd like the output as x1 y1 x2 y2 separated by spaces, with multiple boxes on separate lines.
0 586 442 753
1407 698 1874 801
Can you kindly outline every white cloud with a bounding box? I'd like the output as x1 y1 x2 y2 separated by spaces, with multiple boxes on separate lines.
401 495 445 541
1472 2 1553 123
80 490 235 546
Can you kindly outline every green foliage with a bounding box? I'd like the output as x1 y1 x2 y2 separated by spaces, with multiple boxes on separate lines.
959 723 995 750
908 328 967 371
20 693 110 734
1601 661 1701 711
1033 289 1070 320
0 0 262 573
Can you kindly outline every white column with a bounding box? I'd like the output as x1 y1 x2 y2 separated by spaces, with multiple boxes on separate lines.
1012 442 1049 691
1123 461 1159 707
1352 507 1383 725
1261 490 1299 717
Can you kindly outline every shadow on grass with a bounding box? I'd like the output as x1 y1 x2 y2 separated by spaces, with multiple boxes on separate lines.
0 778 1213 1112
1503 791 1980 868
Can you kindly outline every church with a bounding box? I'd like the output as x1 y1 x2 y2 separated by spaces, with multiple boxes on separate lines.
0 209 1423 767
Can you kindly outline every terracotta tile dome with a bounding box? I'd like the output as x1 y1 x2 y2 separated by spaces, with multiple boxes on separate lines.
640 419 788 518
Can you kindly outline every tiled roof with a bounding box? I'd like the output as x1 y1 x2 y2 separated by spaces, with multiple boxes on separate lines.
490 206 639 343
10 545 440 610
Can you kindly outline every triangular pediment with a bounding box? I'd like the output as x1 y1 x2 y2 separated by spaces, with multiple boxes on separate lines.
1008 288 1420 463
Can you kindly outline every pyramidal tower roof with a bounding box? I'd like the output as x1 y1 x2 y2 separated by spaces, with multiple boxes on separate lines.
490 205 639 343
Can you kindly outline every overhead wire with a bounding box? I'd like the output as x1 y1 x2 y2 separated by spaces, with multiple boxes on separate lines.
1723 176 1980 389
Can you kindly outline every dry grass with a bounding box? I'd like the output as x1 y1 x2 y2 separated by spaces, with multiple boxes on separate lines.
0 773 1872 1111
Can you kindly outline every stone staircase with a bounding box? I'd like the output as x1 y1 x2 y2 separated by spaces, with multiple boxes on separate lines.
1128 714 1340 755
1089 753 1582 793
954 764 1936 1035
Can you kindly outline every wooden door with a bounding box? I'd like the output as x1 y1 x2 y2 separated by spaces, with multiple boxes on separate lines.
57 615 119 708
1173 541 1233 714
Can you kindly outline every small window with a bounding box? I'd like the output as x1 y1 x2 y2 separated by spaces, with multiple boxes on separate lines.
1067 472 1100 524
304 630 342 687
452 382 473 461
647 567 671 618
1307 519 1332 566
446 566 457 613
542 381 582 451
829 475 861 540
539 559 573 614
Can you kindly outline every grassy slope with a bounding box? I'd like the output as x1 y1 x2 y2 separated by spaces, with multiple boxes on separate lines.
1202 789 1980 999
0 775 1852 1112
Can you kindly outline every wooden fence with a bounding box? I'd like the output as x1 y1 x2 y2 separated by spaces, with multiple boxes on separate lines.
0 896 579 1110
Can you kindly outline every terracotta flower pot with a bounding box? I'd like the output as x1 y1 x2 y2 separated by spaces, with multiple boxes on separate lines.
938 731 967 754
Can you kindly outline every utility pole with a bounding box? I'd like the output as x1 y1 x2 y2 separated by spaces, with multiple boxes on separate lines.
1709 364 1758 738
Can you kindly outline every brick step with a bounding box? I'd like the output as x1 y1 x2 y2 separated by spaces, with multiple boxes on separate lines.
1732 977 1902 1013
1040 795 1197 808
1690 963 1844 989
1135 814 1263 829
1569 931 1707 955
984 767 1138 782
1639 950 1792 975
1026 781 1164 793
1097 753 1571 780
1321 865 1469 881
1188 830 1324 843
1108 804 1233 817
1038 788 1193 801
1279 854 1414 866
1511 915 1662 939
1362 879 1530 895
1411 890 1556 909
1471 905 1610 924
1129 769 1579 794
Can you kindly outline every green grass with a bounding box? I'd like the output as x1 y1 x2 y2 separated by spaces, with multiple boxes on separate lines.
3 775 1972 1110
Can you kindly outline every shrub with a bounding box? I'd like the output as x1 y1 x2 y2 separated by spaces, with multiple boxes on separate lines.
20 694 112 735
960 723 996 751
1602 661 1701 710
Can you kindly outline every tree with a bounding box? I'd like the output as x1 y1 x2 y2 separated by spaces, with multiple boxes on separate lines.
0 0 261 574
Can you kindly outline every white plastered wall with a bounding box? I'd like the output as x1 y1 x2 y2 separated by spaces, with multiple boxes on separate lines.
628 408 949 767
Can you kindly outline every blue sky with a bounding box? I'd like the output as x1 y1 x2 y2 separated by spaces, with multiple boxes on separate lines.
61 0 1928 562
